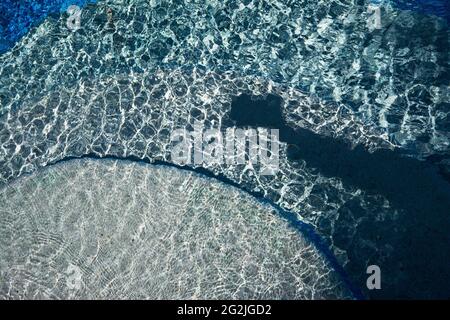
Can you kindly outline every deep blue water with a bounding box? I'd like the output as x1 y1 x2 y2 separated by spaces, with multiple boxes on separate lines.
0 0 97 53
391 0 450 21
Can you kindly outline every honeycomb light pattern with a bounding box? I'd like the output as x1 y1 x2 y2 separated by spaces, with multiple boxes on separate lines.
0 69 397 261
0 159 352 299
0 0 448 157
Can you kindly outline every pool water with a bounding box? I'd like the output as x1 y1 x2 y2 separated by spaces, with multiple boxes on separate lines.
0 0 449 299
